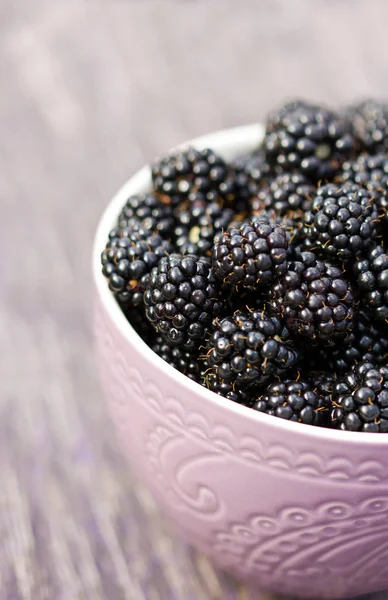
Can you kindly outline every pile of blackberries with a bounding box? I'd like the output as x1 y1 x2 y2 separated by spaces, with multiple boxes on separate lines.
102 99 388 432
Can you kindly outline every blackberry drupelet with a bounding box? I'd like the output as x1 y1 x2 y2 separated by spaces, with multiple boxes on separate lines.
144 254 223 351
340 153 388 219
205 308 299 390
117 193 175 237
253 379 329 426
346 99 388 153
212 220 289 290
269 251 355 345
303 182 379 261
353 245 388 321
264 101 356 180
174 196 235 257
151 147 235 205
331 362 388 432
253 172 314 216
152 336 200 381
101 222 173 308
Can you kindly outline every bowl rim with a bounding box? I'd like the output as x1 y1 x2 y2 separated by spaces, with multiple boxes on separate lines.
93 123 388 445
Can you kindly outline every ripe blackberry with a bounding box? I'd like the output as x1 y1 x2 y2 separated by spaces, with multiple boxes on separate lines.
251 209 305 249
151 147 235 205
152 336 200 382
346 99 388 153
264 101 355 180
331 362 388 432
117 193 175 237
233 151 272 200
269 251 355 345
309 371 336 405
101 222 172 307
253 379 328 426
212 220 289 290
174 196 235 257
253 172 314 216
205 308 299 389
303 183 379 261
266 99 317 133
144 254 223 351
340 153 388 219
353 245 388 322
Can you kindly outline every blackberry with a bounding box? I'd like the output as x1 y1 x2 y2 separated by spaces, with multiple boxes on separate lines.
174 196 235 257
266 99 317 133
117 193 175 237
340 153 388 219
269 251 355 345
233 151 272 200
144 254 222 351
101 222 172 307
331 362 388 432
253 172 314 216
253 379 328 426
353 245 388 322
251 209 305 249
205 308 299 389
151 147 235 205
264 101 355 180
346 99 388 153
303 183 379 261
152 336 200 382
212 220 289 290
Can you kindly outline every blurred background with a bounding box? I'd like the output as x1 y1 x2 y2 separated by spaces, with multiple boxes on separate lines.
2 1 388 598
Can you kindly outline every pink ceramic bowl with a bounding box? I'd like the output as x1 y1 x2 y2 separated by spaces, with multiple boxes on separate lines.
93 125 388 600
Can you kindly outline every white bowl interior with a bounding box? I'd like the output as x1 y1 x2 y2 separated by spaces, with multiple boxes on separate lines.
93 124 388 445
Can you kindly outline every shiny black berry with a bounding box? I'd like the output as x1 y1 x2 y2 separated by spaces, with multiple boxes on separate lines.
144 254 223 351
212 220 289 290
354 245 388 322
264 101 356 181
346 99 388 153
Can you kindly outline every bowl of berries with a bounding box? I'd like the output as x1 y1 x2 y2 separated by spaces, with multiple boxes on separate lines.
93 100 388 599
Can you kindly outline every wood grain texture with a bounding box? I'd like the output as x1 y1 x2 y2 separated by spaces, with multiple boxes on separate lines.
2 1 388 598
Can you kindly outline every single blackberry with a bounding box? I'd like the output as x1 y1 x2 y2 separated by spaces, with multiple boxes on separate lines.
212 220 289 290
144 254 223 351
331 362 388 432
151 147 235 205
152 336 200 382
117 193 175 237
305 311 388 373
253 172 314 216
269 251 355 345
339 153 388 219
353 245 388 322
252 379 328 426
101 222 173 307
205 308 299 389
303 183 379 261
346 99 388 153
174 196 235 257
233 151 272 200
264 101 355 180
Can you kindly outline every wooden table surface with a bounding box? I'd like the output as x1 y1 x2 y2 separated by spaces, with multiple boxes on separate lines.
2 1 388 598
